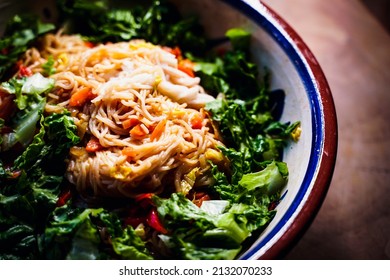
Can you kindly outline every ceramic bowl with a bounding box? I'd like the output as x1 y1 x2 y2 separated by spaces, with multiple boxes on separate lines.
169 0 337 259
0 0 337 260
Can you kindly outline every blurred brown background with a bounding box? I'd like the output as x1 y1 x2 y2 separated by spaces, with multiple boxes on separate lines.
362 0 390 32
261 0 390 259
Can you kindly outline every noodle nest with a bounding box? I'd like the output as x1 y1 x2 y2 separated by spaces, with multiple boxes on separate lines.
25 32 226 198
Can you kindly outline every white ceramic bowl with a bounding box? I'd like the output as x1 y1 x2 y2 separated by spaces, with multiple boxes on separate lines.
168 0 338 259
0 0 337 260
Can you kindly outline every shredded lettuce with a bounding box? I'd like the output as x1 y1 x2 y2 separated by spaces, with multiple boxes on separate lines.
42 56 56 76
0 0 300 260
40 206 153 260
0 14 55 80
0 74 55 150
21 73 54 96
56 0 207 55
0 111 80 260
225 28 251 52
152 166 285 261
0 71 77 260
239 161 288 195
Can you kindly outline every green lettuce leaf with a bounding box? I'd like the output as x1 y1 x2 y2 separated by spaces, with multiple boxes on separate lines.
57 0 207 55
153 192 278 260
0 73 55 150
0 110 80 260
40 206 153 260
0 14 55 80
225 28 251 52
239 161 288 196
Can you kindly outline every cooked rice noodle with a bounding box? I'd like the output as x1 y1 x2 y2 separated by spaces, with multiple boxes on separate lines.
24 32 226 198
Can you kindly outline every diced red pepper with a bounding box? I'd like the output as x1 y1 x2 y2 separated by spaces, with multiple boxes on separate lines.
56 190 72 207
84 41 95 48
193 192 211 207
123 205 148 228
147 209 168 234
216 47 227 57
18 65 32 77
190 113 203 129
135 193 154 208
86 137 104 153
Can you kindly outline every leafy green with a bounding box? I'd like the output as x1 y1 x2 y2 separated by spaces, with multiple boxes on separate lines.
239 161 288 195
202 38 300 172
1 77 28 110
0 1 300 260
0 74 54 150
21 73 55 96
40 205 153 260
212 161 287 203
0 111 80 260
193 59 230 95
42 56 56 76
153 177 285 260
190 29 300 259
1 73 54 110
0 14 55 80
225 28 251 52
40 206 104 259
14 112 80 171
153 193 242 259
56 0 207 55
194 28 263 100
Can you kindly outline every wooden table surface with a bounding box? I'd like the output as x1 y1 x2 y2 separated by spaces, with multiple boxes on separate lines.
262 0 390 259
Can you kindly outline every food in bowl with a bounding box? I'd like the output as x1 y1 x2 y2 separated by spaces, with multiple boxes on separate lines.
0 0 305 260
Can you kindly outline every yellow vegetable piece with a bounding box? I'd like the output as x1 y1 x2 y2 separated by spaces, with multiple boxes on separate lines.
57 53 68 65
205 149 224 163
179 168 199 195
110 165 132 180
291 125 302 142
129 41 156 50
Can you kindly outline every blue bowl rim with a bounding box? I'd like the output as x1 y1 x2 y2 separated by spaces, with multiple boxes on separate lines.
218 0 338 259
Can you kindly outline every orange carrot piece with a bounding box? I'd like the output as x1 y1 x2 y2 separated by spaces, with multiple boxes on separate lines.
163 46 182 58
86 137 103 152
130 124 147 139
150 119 167 141
190 114 203 129
122 147 137 158
69 87 94 107
178 59 195 77
122 118 140 129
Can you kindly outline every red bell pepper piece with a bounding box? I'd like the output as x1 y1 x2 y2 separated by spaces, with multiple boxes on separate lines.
56 190 72 207
135 193 154 208
18 65 32 77
147 209 168 234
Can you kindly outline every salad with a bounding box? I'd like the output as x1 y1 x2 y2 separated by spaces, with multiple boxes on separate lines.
0 0 300 260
